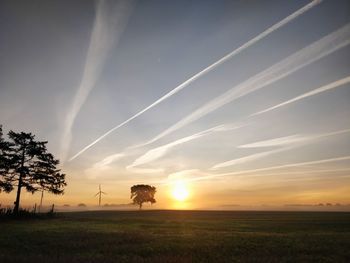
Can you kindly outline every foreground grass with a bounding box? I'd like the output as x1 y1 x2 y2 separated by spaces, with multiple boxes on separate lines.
0 210 349 262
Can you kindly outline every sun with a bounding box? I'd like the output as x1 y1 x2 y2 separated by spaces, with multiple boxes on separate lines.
171 182 189 201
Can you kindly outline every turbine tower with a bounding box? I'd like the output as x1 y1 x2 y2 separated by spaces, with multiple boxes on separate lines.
95 184 107 206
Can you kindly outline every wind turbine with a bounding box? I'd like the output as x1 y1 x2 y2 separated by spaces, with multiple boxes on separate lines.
95 184 107 206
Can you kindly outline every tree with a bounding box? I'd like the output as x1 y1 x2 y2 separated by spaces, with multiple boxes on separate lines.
0 125 13 193
130 184 156 210
0 126 66 213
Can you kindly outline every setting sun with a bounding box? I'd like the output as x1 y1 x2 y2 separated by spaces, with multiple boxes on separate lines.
171 182 189 201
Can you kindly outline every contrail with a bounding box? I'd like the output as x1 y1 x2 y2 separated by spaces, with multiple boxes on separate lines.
238 128 350 148
85 123 242 173
128 123 243 168
210 135 309 170
61 0 134 161
182 155 350 184
210 128 350 170
244 167 350 178
141 23 350 146
252 75 350 116
238 135 307 148
130 73 350 154
210 148 289 170
158 155 350 185
69 0 322 161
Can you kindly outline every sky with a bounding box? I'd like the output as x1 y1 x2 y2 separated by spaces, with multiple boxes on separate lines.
0 0 350 210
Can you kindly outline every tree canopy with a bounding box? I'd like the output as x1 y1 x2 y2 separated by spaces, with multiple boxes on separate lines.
0 125 66 213
0 125 13 192
130 184 156 209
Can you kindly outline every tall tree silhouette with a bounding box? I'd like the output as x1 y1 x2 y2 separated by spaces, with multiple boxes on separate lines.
130 184 156 210
0 126 66 213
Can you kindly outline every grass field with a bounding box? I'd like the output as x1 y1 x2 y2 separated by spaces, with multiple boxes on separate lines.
1 210 350 262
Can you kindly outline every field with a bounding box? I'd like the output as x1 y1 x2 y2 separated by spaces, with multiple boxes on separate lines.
1 210 350 263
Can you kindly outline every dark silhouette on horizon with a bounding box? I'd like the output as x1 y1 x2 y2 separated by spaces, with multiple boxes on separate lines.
0 125 66 214
130 184 156 210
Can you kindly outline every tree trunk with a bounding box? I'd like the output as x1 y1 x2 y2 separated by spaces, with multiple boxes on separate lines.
39 190 44 212
14 148 25 214
13 173 23 214
139 203 142 210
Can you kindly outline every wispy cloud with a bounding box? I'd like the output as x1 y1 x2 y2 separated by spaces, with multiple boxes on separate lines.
84 153 125 179
234 156 350 176
312 128 350 139
211 128 350 170
128 123 243 167
153 169 211 186
89 123 241 174
189 155 350 183
93 153 125 169
211 148 289 170
238 135 307 148
165 169 210 184
126 166 164 174
85 151 164 179
238 128 350 149
252 75 350 116
247 167 350 178
158 164 350 186
68 0 322 161
61 0 134 161
167 169 201 181
141 23 350 146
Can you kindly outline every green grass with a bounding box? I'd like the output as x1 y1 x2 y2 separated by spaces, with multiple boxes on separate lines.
1 210 350 262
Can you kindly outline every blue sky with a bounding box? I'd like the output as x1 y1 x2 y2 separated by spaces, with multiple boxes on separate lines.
0 0 350 208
